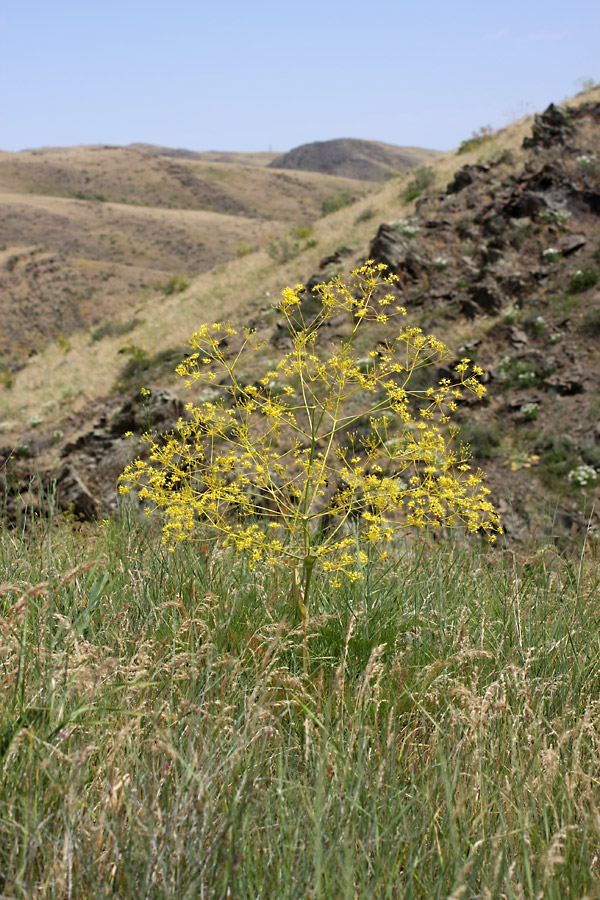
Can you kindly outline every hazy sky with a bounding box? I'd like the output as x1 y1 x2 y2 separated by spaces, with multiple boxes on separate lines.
2 0 598 153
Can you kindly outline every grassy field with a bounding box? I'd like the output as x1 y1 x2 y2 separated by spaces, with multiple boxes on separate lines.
1 504 600 898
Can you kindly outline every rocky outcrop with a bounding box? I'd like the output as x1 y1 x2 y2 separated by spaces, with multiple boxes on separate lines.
369 225 429 282
523 104 574 149
0 389 186 523
446 164 489 194
54 463 97 520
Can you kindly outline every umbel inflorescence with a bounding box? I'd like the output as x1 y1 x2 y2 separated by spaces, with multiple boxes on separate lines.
119 263 501 609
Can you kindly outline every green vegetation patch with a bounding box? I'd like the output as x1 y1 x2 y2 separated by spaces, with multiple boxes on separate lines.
162 274 191 296
535 432 581 491
496 354 553 389
402 167 435 202
115 344 188 392
1 511 600 898
457 420 502 459
567 267 599 294
457 125 494 155
90 317 143 343
321 191 355 216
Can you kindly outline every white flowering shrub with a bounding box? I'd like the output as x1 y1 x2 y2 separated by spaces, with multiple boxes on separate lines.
568 465 598 488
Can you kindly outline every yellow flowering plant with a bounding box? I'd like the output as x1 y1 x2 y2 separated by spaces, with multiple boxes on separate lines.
119 263 501 619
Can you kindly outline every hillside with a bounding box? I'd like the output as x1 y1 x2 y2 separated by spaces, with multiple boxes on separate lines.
268 137 441 180
128 143 280 166
0 144 372 357
2 88 600 546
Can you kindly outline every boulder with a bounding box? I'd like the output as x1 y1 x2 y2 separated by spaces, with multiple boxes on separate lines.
54 463 98 520
556 234 586 255
369 225 428 281
464 282 503 315
543 372 586 395
509 327 529 347
446 164 489 195
503 191 547 218
582 190 600 215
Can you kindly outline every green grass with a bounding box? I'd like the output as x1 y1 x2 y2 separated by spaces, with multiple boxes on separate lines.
162 274 191 296
456 420 502 459
401 167 435 203
321 191 355 216
114 344 188 392
567 267 599 294
90 317 143 343
456 127 494 155
2 509 600 898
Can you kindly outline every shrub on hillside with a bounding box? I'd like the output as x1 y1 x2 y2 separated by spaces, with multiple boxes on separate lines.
457 125 494 155
402 167 435 202
90 318 142 342
163 274 190 296
321 192 354 216
567 267 599 294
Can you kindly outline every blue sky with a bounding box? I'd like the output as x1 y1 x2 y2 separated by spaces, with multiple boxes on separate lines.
1 0 598 153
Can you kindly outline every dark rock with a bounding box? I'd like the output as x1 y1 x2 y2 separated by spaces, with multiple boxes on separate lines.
270 321 293 350
54 464 97 520
455 218 480 240
61 430 111 456
303 273 322 293
428 286 456 301
447 164 489 194
459 298 481 318
543 372 586 394
582 190 600 215
501 273 529 296
369 225 428 281
530 266 553 283
523 104 574 149
318 252 343 269
509 327 529 347
466 282 503 314
506 392 542 411
475 208 509 237
0 445 15 466
503 191 547 218
576 102 600 120
479 245 504 265
459 257 481 279
556 234 587 255
522 163 562 192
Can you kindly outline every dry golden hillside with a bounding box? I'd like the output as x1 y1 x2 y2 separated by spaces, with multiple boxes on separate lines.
0 135 442 378
0 142 379 366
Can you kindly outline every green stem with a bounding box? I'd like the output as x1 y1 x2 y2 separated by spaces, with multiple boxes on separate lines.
301 553 316 674
302 554 316 615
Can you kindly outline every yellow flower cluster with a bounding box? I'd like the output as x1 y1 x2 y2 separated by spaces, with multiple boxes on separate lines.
119 263 501 610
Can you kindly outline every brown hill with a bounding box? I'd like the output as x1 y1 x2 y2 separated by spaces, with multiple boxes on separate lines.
128 143 279 167
0 144 368 215
268 138 441 180
0 144 372 359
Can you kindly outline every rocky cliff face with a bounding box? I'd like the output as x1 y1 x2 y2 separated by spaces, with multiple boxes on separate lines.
353 101 600 542
3 102 600 545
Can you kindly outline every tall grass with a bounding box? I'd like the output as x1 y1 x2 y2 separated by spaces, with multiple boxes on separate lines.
1 510 600 897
